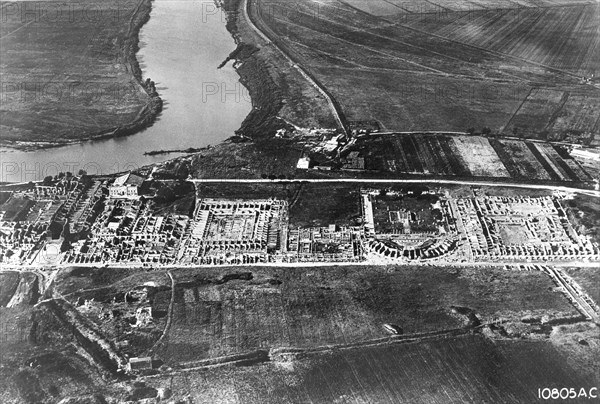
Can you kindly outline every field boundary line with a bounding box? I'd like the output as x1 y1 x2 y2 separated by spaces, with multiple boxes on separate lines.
142 327 474 378
271 14 449 76
147 270 176 355
544 91 570 131
502 87 533 133
389 13 590 83
336 0 595 84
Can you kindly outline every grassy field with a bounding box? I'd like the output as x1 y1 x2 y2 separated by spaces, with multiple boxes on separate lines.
148 265 577 364
565 267 600 305
344 0 594 14
250 0 600 141
347 133 592 182
0 0 155 148
222 0 337 138
51 264 578 366
401 2 599 76
0 196 35 221
0 272 20 307
154 139 304 179
148 334 597 404
0 270 112 404
565 193 600 245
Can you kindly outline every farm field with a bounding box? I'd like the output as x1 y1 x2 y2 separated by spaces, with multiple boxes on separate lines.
401 3 600 76
504 89 567 139
348 133 592 183
551 93 600 144
149 334 597 404
251 0 600 139
501 88 600 143
0 0 154 147
149 265 576 364
344 0 594 15
495 140 552 180
565 267 600 305
452 136 510 177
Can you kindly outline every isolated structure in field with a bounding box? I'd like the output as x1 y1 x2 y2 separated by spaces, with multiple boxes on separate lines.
178 198 288 265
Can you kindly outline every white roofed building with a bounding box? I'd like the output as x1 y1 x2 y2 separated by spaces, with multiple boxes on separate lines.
109 172 145 199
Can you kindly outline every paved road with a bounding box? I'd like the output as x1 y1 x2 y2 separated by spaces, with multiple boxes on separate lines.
188 177 600 198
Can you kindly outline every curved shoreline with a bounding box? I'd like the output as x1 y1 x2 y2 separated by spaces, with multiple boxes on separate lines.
220 0 287 140
3 0 273 153
1 0 163 152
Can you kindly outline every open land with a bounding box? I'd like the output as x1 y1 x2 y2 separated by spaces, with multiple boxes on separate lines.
0 0 161 149
0 262 596 403
240 0 600 143
565 267 600 305
337 133 594 183
221 0 338 139
149 334 598 404
0 177 598 402
2 0 600 401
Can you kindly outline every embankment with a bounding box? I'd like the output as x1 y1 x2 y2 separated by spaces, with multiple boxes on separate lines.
221 0 287 139
34 299 128 376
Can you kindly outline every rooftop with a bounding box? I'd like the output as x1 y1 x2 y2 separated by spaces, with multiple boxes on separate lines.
113 172 145 187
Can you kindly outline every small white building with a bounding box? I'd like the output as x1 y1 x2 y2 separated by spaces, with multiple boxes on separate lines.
109 172 145 199
127 357 152 372
297 157 311 169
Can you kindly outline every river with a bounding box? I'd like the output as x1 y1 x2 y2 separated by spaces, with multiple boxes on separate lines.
0 0 251 182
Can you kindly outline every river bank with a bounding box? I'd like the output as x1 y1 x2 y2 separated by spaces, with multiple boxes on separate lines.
0 0 162 152
0 0 308 154
220 0 286 139
1 0 251 180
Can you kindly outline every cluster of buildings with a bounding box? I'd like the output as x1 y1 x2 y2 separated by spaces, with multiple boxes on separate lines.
449 196 598 261
287 225 362 262
63 197 189 265
361 190 463 263
1 172 598 267
0 177 81 265
361 191 599 264
177 198 288 265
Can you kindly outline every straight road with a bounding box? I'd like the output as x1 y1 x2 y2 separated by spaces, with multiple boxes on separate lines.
542 266 600 323
187 178 600 198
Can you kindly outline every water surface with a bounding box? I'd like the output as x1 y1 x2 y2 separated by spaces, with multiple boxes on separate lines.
0 0 250 182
